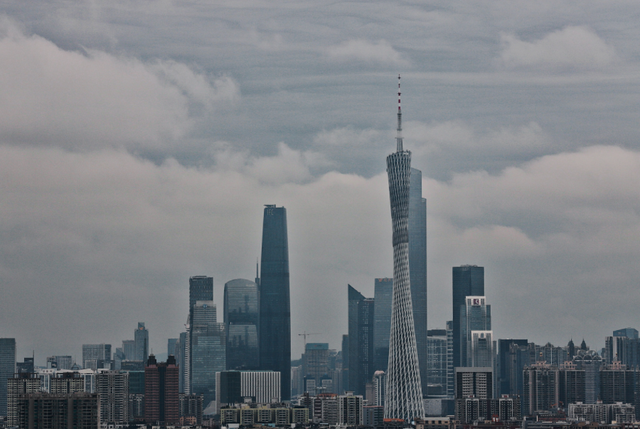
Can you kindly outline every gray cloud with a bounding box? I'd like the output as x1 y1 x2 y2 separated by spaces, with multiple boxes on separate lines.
2 1 640 361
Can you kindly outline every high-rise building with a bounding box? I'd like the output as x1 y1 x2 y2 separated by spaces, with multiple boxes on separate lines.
258 205 291 400
96 370 129 423
50 372 85 394
224 278 259 370
0 338 16 416
373 278 393 373
523 363 559 416
303 343 330 388
134 322 149 364
46 356 73 370
186 275 214 395
427 329 448 396
384 76 424 421
452 266 484 368
7 373 40 426
497 339 529 397
122 340 135 360
409 167 428 396
446 321 454 398
338 392 364 425
191 300 225 407
454 367 493 399
348 285 375 396
82 344 111 370
16 392 99 429
216 370 281 409
145 355 179 425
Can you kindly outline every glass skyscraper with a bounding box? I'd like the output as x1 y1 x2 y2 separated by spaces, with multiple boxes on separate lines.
224 278 259 370
185 276 214 395
373 278 392 373
408 167 428 396
191 300 225 407
258 205 291 400
0 338 16 416
452 265 484 368
348 285 375 395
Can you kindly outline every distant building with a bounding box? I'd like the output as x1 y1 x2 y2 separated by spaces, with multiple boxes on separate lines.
190 300 225 407
303 343 330 391
17 357 34 374
452 266 484 368
16 392 99 429
0 338 16 416
134 322 149 364
46 356 73 370
338 392 363 425
179 393 203 425
497 339 529 397
258 205 291 400
347 285 374 396
224 278 259 370
7 373 40 426
216 370 280 410
50 371 84 394
455 367 493 400
373 278 393 373
145 354 179 425
455 395 521 424
568 402 635 424
523 363 558 416
469 331 494 368
427 329 448 395
82 344 111 370
460 296 491 367
186 275 214 395
96 370 129 423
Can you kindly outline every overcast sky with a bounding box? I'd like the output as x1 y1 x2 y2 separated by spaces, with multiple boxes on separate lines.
2 1 640 365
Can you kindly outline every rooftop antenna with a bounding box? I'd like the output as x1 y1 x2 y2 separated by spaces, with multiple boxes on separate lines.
396 74 403 152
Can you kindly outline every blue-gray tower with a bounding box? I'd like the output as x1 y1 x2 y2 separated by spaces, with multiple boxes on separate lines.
258 205 291 400
384 75 425 421
452 265 484 368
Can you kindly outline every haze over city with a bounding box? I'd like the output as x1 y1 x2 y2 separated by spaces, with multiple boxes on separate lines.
1 1 640 364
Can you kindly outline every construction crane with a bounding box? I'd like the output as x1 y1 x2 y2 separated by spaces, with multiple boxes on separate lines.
298 331 321 349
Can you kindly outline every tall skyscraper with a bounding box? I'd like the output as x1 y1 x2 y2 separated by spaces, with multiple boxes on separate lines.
224 278 259 370
384 75 424 421
185 275 214 395
373 278 392 373
259 205 291 400
408 167 428 396
452 265 484 368
96 370 129 423
191 300 225 407
134 322 149 364
0 339 17 415
145 355 179 425
348 285 374 396
460 296 491 367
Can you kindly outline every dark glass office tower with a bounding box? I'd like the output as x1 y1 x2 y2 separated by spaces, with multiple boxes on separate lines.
373 278 393 372
348 285 375 396
189 276 213 313
259 205 291 400
452 266 484 368
409 167 427 395
224 279 259 370
0 338 16 416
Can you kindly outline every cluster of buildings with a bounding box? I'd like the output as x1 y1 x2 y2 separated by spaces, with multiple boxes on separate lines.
3 81 640 429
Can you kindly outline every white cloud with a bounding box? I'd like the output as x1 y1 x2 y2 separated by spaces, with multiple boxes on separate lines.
326 39 408 65
498 26 617 71
0 27 237 150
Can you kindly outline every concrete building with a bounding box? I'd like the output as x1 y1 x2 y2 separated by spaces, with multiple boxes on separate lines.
96 370 129 424
7 373 40 426
145 355 179 425
216 370 281 410
82 344 111 371
224 278 259 371
338 392 363 425
16 392 99 429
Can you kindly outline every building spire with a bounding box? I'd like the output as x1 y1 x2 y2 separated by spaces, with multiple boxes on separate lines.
396 74 403 152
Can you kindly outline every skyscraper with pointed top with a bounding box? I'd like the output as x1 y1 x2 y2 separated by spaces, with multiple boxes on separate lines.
384 75 425 421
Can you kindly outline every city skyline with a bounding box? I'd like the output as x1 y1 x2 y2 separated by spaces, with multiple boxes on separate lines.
3 1 640 363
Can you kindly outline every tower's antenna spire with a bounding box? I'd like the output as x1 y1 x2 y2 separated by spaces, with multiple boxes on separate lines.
396 74 403 152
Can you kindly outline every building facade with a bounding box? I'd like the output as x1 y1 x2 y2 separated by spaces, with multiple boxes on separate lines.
348 285 375 396
452 266 484 369
145 355 179 425
224 278 259 371
258 205 291 400
0 338 16 416
373 278 393 373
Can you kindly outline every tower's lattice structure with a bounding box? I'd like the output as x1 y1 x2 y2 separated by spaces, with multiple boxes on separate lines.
384 75 425 422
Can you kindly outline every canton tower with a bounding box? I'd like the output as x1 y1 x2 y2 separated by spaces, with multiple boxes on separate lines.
384 75 425 422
